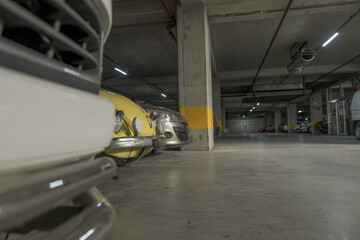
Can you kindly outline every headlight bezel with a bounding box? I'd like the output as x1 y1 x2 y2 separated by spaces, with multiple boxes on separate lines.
113 110 124 134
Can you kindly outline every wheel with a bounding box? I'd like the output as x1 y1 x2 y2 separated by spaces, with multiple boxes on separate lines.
355 122 360 140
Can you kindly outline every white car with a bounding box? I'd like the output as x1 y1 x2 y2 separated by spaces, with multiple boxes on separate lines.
351 91 360 139
0 0 117 238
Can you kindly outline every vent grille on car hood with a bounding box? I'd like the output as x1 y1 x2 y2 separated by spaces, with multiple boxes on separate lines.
0 0 103 93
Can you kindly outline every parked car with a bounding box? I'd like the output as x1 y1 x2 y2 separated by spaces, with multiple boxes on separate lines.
294 118 312 133
282 123 289 132
351 91 360 139
268 124 276 132
100 90 163 164
318 119 328 133
213 117 221 136
0 0 116 238
142 105 190 149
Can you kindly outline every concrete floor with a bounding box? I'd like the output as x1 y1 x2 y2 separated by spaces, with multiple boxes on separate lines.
98 133 360 240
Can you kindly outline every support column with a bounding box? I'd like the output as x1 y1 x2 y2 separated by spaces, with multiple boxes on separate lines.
177 3 214 151
310 92 323 134
275 110 281 133
287 104 297 133
221 100 226 134
212 79 222 138
266 113 273 132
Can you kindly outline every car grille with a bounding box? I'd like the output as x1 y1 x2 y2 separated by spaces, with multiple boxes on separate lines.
173 124 189 142
0 0 103 93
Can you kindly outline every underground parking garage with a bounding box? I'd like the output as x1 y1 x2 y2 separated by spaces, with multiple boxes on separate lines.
1 0 360 239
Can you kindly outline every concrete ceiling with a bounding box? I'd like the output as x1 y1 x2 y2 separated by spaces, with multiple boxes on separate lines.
102 0 360 114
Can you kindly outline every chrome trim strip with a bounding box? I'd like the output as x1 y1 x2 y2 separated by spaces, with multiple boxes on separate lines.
0 157 116 232
107 136 155 150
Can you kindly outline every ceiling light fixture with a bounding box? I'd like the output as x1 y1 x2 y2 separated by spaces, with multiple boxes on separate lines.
298 110 302 113
253 107 255 109
161 93 167 98
322 32 339 47
115 67 127 75
243 116 245 118
250 109 253 112
257 103 260 106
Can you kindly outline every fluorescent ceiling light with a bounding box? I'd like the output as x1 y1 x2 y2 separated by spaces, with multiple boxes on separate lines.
250 109 253 112
253 107 255 109
115 67 127 75
298 110 302 113
243 116 245 118
257 103 260 106
161 93 167 98
322 32 339 47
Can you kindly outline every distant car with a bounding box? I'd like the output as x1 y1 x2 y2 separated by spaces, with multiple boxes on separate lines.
268 124 276 132
282 123 288 132
294 119 312 133
143 105 190 149
351 91 360 140
318 119 328 133
100 90 161 165
213 118 220 136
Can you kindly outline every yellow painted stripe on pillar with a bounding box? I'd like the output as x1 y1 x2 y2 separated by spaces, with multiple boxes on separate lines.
218 121 225 130
288 123 297 130
179 106 213 130
311 121 319 128
275 125 279 131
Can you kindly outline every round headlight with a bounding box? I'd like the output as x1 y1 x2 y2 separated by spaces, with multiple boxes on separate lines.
132 117 143 134
114 111 123 134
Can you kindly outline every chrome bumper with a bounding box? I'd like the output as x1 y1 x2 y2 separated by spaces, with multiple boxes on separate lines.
0 156 116 232
107 136 155 150
42 187 115 240
153 135 167 152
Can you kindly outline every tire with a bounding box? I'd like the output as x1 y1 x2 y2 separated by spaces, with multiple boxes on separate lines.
355 122 360 140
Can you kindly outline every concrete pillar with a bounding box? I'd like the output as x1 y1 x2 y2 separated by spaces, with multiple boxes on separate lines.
287 104 297 132
221 99 226 135
265 113 273 132
275 110 281 133
177 3 214 151
212 79 222 138
310 92 323 134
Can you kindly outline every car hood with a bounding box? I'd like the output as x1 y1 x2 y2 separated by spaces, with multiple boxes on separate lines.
142 105 188 124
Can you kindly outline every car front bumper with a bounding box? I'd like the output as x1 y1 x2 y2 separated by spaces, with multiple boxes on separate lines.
0 156 116 233
107 136 156 150
163 122 190 148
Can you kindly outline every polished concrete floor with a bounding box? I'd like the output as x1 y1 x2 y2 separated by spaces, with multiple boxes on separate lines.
98 133 360 240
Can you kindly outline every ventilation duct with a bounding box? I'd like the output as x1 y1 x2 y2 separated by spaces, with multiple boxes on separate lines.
287 48 316 74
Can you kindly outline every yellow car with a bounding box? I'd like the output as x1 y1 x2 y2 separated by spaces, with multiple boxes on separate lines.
100 90 165 165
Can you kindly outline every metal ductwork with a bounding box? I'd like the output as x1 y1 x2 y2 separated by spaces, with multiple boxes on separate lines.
287 48 316 74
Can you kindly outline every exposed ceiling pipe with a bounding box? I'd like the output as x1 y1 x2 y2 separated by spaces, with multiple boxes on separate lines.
249 0 294 92
306 54 360 89
281 8 360 84
161 0 176 24
103 54 177 100
313 72 360 92
161 0 178 43
209 1 359 21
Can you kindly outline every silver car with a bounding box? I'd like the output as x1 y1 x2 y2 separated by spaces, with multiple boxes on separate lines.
143 106 190 148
